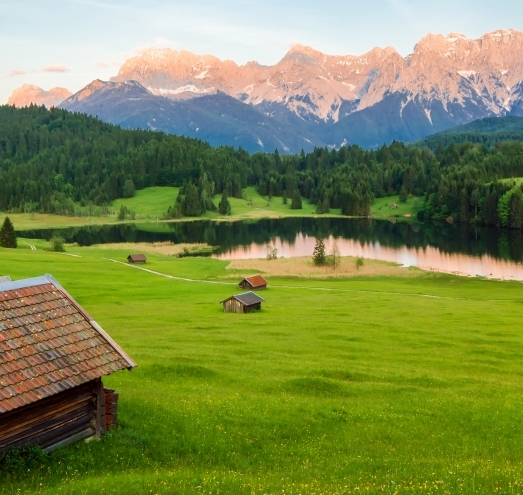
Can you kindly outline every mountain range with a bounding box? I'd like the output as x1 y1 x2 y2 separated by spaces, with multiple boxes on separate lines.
8 29 523 152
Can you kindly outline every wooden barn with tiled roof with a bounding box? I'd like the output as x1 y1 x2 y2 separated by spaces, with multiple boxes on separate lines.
127 254 147 264
0 275 136 454
220 292 265 313
238 274 268 291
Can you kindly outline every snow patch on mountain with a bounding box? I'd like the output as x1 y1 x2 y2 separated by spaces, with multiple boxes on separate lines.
194 71 209 79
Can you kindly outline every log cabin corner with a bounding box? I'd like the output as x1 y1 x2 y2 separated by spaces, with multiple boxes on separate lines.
0 275 136 454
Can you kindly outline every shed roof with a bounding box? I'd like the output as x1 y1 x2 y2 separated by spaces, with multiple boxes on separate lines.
0 275 136 414
220 291 265 306
241 275 268 288
127 254 147 262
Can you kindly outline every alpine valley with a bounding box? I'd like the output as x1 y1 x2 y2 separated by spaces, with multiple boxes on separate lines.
8 29 523 152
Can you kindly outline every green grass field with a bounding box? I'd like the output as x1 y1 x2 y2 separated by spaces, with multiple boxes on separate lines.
206 186 330 219
1 187 420 232
1 244 523 494
112 187 179 218
371 195 422 219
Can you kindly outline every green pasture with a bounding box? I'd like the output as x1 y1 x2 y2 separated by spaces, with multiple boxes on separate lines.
371 195 422 219
207 186 326 219
2 187 420 232
112 187 179 218
2 245 523 494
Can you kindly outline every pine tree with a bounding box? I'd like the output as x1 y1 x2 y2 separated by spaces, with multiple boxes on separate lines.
291 190 302 210
312 237 326 266
184 183 204 217
322 195 330 214
123 179 136 198
0 217 17 248
399 185 408 203
218 190 231 215
117 205 127 221
508 190 523 229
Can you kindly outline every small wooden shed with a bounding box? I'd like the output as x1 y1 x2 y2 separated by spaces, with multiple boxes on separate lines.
390 203 398 209
220 292 265 313
127 253 147 264
0 274 136 454
238 274 268 290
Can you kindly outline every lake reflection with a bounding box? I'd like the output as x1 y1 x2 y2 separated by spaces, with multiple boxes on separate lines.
18 217 523 281
215 233 523 280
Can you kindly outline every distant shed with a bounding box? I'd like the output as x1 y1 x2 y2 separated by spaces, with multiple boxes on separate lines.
239 274 268 290
127 253 147 264
0 274 136 454
220 292 265 313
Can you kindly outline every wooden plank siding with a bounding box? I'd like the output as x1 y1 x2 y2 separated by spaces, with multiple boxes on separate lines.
223 298 244 313
0 379 101 454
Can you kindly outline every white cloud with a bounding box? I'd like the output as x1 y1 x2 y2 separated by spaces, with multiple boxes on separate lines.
42 65 70 73
6 69 26 77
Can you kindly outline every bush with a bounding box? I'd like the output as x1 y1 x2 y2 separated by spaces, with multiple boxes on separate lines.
49 236 65 252
355 256 364 270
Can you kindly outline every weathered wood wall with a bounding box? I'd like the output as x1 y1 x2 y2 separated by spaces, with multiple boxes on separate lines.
223 299 243 313
239 281 267 290
0 379 103 454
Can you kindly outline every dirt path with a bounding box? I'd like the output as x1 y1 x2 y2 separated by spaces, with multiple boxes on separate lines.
101 258 236 286
101 257 522 302
101 257 464 300
23 242 36 250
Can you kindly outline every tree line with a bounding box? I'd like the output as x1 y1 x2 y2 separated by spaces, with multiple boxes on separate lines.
2 105 523 228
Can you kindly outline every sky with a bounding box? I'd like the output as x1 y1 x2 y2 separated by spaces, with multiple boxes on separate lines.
2 0 523 103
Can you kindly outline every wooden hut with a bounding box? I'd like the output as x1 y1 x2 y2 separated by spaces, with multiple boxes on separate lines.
127 253 147 264
238 274 268 290
390 203 398 209
220 292 265 313
0 274 136 454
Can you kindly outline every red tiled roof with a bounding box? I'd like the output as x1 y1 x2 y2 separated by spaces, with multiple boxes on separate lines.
127 254 147 262
0 275 136 414
243 275 268 288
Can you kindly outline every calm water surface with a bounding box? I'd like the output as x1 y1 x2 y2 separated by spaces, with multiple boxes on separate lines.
18 218 523 281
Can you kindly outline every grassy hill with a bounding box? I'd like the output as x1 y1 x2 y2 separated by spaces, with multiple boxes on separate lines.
1 244 523 493
1 187 419 232
112 187 179 218
111 186 416 222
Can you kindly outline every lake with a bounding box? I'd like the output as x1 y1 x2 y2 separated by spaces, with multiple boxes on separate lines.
18 218 523 281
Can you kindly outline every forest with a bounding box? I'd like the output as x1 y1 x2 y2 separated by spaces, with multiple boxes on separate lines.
2 104 523 228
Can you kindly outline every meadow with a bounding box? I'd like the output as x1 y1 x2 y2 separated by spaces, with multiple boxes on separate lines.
1 244 523 494
1 187 420 232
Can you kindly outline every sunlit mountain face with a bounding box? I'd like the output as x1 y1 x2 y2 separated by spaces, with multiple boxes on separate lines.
10 29 523 151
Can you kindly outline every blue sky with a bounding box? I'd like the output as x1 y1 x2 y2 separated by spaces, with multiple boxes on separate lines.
2 0 523 103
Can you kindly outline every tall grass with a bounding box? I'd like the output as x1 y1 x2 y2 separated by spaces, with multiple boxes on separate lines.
1 246 523 494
